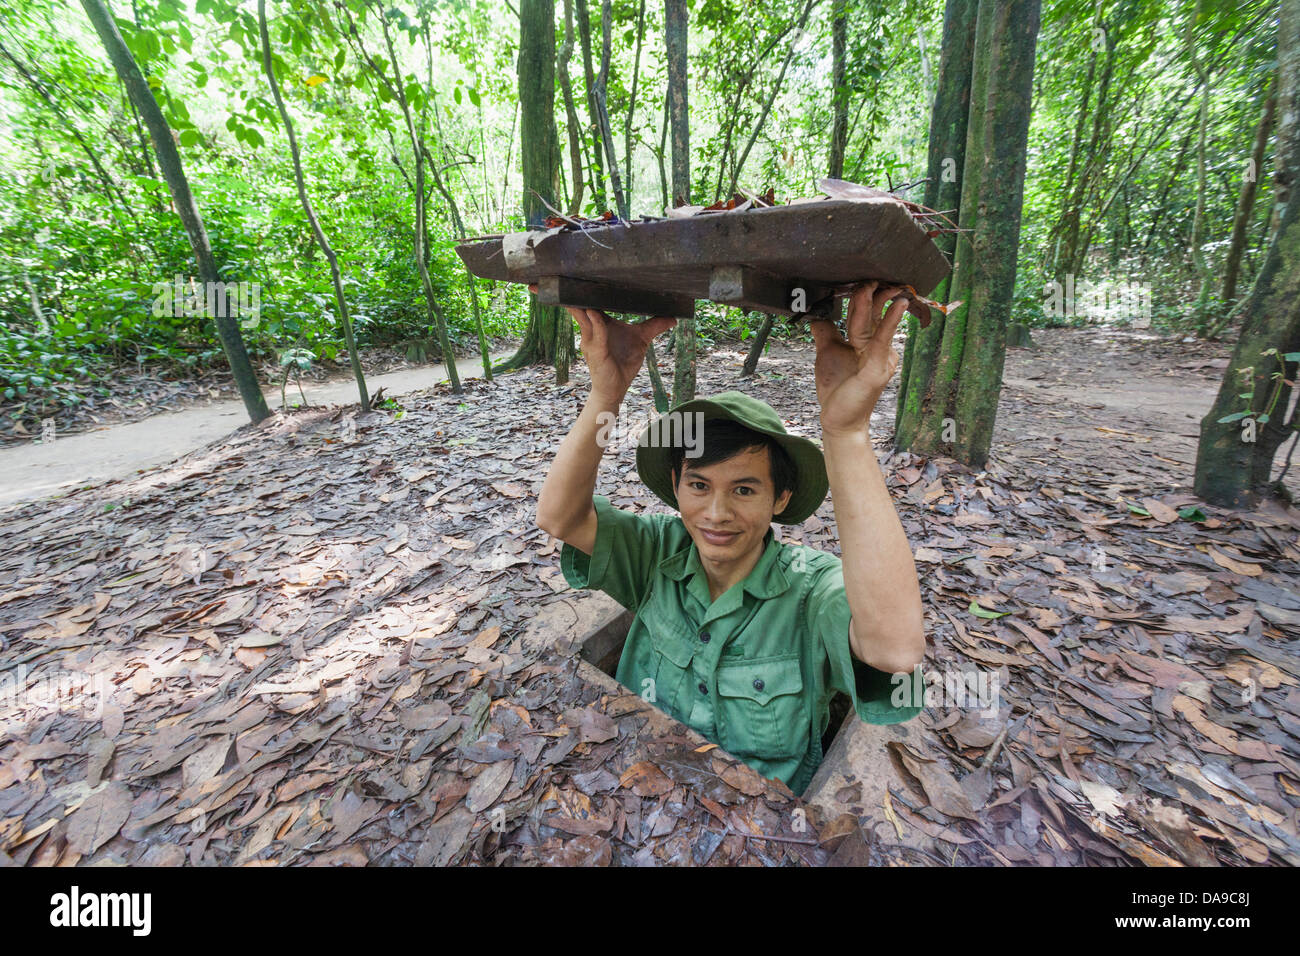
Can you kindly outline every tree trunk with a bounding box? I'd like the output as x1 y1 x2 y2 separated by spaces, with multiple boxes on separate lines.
558 0 585 217
575 0 607 210
1268 1 1300 252
741 311 775 377
377 18 461 393
897 0 978 437
1195 0 1300 507
78 0 269 425
593 0 628 218
895 0 1040 467
1222 75 1276 306
624 0 646 200
258 0 369 412
1186 0 1214 335
827 0 848 179
497 0 570 383
421 21 494 383
1055 15 1114 284
665 0 694 409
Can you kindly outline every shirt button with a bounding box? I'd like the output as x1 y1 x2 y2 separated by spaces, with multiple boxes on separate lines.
700 631 711 643
698 682 708 696
753 678 765 692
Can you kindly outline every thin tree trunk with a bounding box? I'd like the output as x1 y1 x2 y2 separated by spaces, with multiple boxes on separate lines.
558 0 586 216
78 0 269 425
828 0 848 179
1196 0 1300 506
1185 0 1215 334
1139 117 1197 268
665 0 693 409
575 0 607 210
624 0 646 200
23 274 47 335
593 0 628 218
1223 76 1276 305
1055 12 1114 284
374 16 461 392
741 312 775 377
421 22 494 382
258 0 369 411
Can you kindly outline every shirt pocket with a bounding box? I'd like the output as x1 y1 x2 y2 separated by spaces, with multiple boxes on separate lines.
716 655 808 760
647 623 697 721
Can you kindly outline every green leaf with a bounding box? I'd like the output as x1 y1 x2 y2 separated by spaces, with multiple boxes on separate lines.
1216 411 1250 423
968 600 1010 620
180 129 201 148
1283 353 1300 362
1258 413 1270 424
453 85 462 105
1178 506 1207 522
467 87 480 107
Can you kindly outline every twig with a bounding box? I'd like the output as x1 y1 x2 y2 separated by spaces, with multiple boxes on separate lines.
529 190 611 248
741 831 821 846
981 725 1010 769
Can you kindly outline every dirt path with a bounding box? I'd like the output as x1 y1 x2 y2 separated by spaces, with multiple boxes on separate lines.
0 351 511 509
725 325 1238 482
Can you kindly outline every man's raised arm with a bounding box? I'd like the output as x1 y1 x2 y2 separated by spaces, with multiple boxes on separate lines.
534 296 677 554
811 282 926 676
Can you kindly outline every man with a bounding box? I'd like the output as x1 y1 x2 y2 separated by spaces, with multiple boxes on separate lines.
536 282 926 795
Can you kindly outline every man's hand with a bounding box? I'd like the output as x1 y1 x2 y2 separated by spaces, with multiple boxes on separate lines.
530 285 675 401
810 281 908 437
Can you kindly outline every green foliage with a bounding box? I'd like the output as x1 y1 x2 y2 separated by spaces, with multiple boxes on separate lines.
0 0 1285 438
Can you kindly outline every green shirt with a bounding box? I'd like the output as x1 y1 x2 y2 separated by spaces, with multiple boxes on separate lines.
560 494 923 795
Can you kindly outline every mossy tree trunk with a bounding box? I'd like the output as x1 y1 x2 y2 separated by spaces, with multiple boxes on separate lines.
896 0 977 436
895 0 1040 467
496 0 572 383
1221 75 1275 308
1195 0 1300 507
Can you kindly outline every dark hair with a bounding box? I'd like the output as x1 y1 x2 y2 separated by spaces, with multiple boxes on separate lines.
669 418 797 507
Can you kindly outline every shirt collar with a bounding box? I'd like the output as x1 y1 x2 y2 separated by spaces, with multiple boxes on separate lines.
659 523 791 599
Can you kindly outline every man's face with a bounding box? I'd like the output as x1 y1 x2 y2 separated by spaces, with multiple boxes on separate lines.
672 445 794 568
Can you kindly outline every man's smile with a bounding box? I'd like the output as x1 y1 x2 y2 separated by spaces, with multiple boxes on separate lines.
699 527 740 545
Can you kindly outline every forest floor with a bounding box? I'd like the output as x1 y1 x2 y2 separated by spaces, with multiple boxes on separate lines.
0 336 521 448
2 324 1298 866
0 347 516 508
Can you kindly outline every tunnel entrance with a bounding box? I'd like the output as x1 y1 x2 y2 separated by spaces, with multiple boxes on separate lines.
575 608 856 797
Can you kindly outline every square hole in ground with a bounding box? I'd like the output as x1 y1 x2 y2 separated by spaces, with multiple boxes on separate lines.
577 610 854 795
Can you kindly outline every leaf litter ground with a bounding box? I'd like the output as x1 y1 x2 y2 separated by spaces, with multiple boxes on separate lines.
1 326 1297 867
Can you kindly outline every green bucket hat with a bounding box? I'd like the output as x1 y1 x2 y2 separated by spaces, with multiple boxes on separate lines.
634 390 828 525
